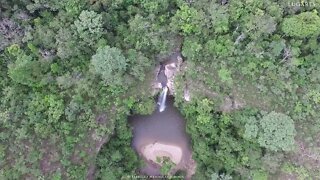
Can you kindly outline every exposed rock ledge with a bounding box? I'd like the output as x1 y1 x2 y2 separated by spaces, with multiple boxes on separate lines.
152 52 246 112
152 52 183 96
164 55 183 95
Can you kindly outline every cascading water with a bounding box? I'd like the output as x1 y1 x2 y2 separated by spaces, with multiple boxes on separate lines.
157 86 168 112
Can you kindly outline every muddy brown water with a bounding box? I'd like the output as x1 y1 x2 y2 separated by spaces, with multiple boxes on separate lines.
129 97 193 177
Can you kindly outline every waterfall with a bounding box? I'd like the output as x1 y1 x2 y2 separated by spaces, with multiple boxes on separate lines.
157 86 168 112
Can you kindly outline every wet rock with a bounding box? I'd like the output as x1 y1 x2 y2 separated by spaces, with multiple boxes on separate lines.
157 65 167 87
164 55 183 95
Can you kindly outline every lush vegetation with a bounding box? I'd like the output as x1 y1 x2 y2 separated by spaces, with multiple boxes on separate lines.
1 0 320 179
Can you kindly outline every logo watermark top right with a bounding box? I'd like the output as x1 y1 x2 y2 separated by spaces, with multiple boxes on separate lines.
288 1 317 7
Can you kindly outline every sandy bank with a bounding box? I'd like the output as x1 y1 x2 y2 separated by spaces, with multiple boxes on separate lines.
141 142 183 165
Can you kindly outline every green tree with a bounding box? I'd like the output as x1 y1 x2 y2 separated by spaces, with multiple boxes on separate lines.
0 55 8 89
74 10 103 45
207 4 229 34
62 0 86 16
204 36 234 58
141 0 169 14
157 156 175 175
26 93 64 137
282 12 320 38
244 116 259 140
195 98 214 125
218 67 233 85
126 49 152 81
182 38 202 61
245 15 276 39
26 0 61 12
258 112 296 151
132 97 155 115
170 4 205 35
91 45 127 86
126 14 172 56
211 173 232 180
56 27 80 59
7 45 46 87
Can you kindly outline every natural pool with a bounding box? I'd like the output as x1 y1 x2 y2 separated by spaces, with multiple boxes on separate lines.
129 97 196 179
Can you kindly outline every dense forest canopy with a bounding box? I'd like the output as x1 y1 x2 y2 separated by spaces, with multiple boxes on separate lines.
0 0 320 179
